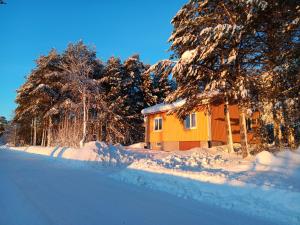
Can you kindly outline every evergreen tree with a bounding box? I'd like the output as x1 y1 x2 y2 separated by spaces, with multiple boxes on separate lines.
15 49 61 145
147 60 176 104
157 0 300 154
98 57 132 144
166 0 268 155
255 0 300 149
0 116 7 137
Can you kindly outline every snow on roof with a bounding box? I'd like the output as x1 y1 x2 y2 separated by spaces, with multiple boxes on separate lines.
141 91 220 115
141 99 186 115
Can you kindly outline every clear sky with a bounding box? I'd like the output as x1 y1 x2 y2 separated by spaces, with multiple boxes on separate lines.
0 0 186 119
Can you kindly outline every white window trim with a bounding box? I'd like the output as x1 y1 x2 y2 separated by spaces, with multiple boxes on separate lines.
184 112 197 129
153 117 163 132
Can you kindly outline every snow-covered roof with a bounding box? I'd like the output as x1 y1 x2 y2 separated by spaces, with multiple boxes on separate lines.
141 91 220 115
141 99 186 115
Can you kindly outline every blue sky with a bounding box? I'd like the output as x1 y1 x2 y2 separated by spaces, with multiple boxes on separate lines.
0 0 186 119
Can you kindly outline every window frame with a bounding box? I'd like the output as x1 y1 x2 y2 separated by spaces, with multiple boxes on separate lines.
184 112 197 129
246 118 252 131
154 117 163 131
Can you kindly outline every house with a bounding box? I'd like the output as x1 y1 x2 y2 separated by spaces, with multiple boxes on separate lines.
141 93 259 151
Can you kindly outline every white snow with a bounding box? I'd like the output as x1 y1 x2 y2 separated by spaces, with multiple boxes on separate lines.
141 90 219 115
7 141 136 167
227 48 237 64
127 142 145 149
1 143 300 225
113 146 300 225
141 98 186 115
181 49 198 64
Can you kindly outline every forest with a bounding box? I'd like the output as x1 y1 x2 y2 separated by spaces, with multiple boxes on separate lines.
11 43 174 147
5 0 300 154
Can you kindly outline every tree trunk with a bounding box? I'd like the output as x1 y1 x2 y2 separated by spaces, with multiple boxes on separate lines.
31 118 34 145
287 126 296 149
47 117 52 147
14 124 17 146
41 128 45 146
80 90 88 148
239 107 249 158
224 96 234 153
33 117 37 146
273 108 283 148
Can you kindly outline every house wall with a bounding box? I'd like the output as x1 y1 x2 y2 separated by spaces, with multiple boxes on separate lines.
147 108 209 151
211 103 241 144
145 103 259 151
211 103 260 144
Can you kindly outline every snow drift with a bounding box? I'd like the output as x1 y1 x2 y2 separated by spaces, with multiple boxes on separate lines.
2 143 300 225
5 142 136 167
112 147 300 225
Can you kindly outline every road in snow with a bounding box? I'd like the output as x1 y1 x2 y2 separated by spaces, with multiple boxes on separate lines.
0 150 278 225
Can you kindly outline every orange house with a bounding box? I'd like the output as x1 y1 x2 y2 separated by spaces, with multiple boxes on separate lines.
142 97 259 151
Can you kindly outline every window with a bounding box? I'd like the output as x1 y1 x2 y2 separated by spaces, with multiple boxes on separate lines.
184 113 196 129
154 117 162 131
246 118 252 131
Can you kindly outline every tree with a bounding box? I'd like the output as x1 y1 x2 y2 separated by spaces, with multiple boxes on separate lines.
155 0 300 154
146 60 176 104
60 41 103 147
0 116 8 137
14 41 175 147
97 57 131 143
166 0 268 155
15 49 62 146
255 0 300 149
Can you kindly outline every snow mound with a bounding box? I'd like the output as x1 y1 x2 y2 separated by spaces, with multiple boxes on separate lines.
113 148 300 225
83 141 136 166
151 151 227 171
127 142 145 149
7 142 136 167
255 151 280 166
276 148 300 165
255 149 300 172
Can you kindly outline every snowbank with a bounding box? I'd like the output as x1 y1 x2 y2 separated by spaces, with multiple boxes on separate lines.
255 149 300 172
127 142 145 149
255 150 279 165
112 148 300 225
6 142 136 167
3 143 300 225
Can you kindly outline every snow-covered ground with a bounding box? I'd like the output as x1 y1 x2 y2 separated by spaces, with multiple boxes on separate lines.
1 143 299 225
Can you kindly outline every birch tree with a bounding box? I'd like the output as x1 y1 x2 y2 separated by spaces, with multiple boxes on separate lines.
61 41 103 147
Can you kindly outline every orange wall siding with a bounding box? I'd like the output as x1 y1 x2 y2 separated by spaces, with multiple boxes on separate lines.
148 110 209 143
211 103 242 143
211 103 260 144
146 103 260 150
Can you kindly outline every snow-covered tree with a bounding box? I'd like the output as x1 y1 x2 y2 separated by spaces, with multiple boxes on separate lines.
153 0 300 154
60 41 103 147
0 116 7 137
166 0 269 155
15 49 61 146
98 56 133 144
146 60 176 104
